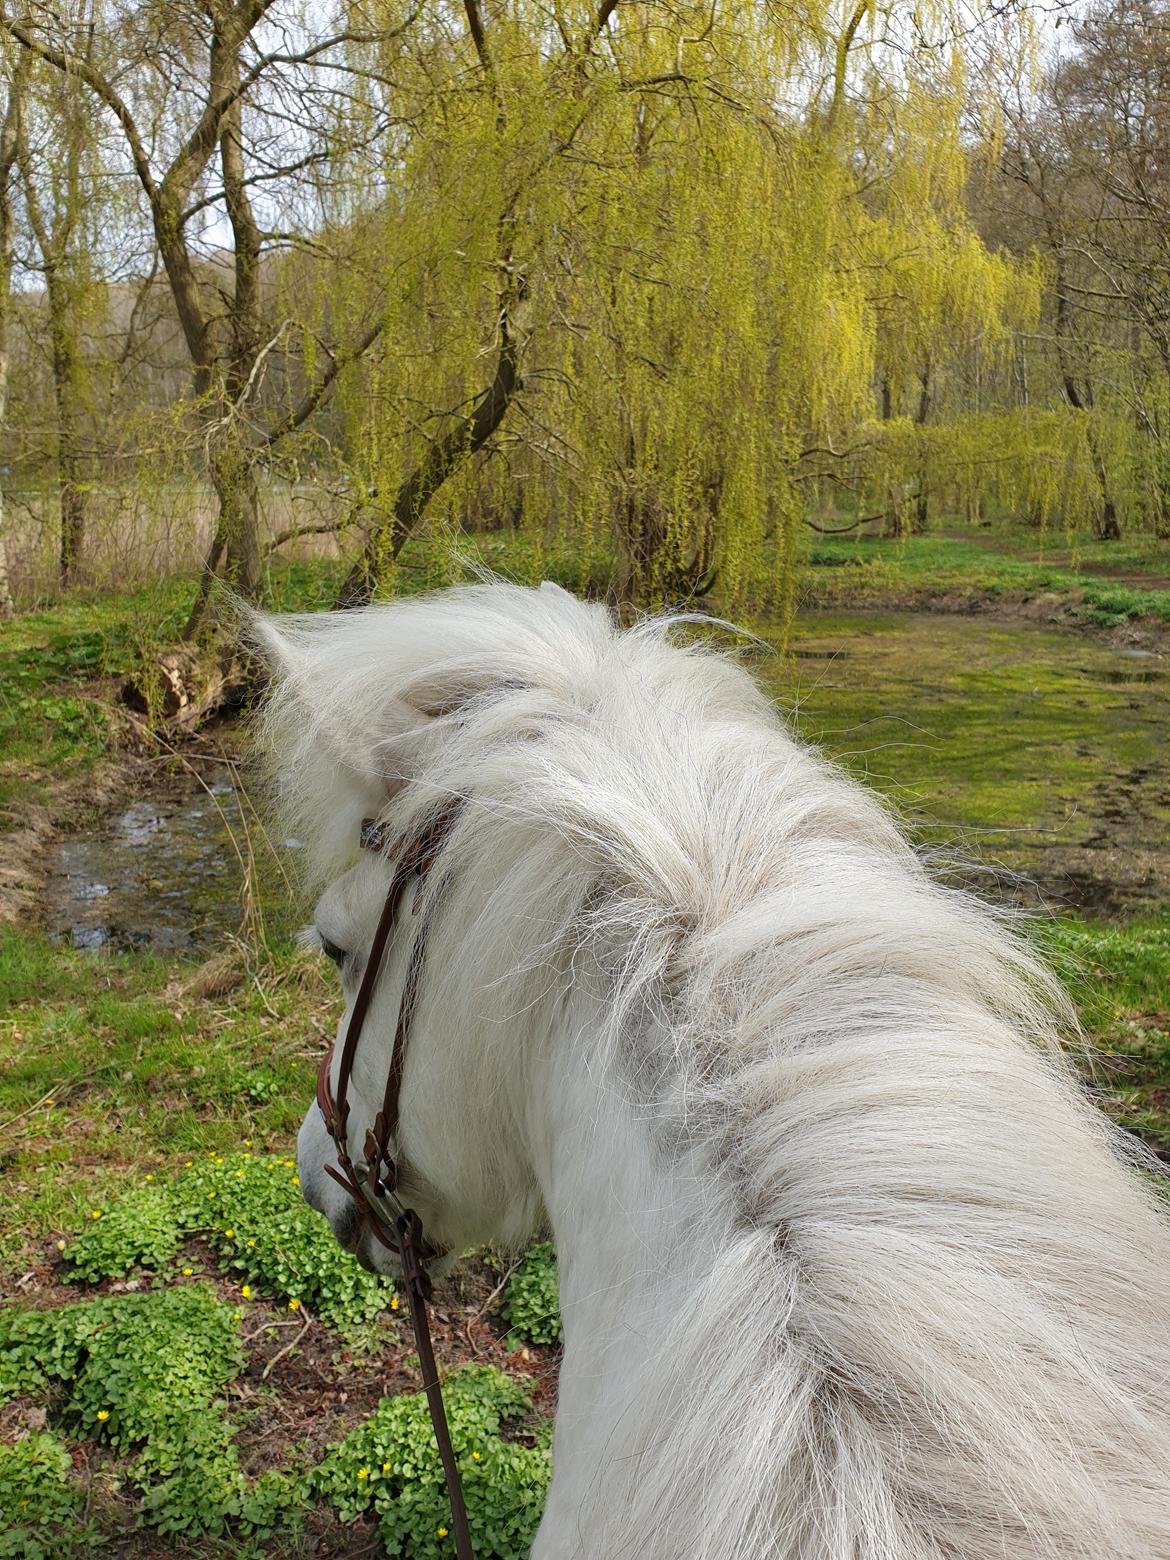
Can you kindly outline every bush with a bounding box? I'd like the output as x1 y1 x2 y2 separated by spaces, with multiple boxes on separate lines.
500 1244 562 1346
312 1365 549 1560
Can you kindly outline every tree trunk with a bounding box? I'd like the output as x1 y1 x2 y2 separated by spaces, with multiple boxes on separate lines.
334 320 521 610
183 433 263 639
0 57 24 620
51 312 87 585
913 356 932 534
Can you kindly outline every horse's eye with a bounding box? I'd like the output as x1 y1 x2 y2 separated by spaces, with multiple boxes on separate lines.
319 935 348 969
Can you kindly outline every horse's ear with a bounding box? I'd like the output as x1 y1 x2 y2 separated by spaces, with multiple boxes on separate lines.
244 608 394 793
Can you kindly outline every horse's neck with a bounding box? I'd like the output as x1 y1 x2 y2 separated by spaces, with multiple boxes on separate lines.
529 1022 738 1559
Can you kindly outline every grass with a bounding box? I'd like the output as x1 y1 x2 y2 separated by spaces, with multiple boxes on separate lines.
0 930 326 1256
802 526 1170 622
771 610 1170 869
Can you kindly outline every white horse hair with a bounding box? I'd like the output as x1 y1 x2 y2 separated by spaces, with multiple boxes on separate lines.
253 580 1170 1559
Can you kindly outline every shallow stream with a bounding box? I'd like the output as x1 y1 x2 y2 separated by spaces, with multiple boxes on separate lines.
43 763 256 951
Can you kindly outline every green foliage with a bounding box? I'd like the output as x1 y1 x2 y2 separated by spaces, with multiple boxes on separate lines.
170 1152 396 1326
1077 584 1170 627
1041 912 1170 1037
501 1244 562 1347
0 1297 117 1402
312 1365 549 1560
0 1287 305 1542
58 1152 396 1328
62 1184 185 1281
0 1431 99 1559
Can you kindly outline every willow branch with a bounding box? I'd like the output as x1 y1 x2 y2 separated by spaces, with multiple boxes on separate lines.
261 319 385 448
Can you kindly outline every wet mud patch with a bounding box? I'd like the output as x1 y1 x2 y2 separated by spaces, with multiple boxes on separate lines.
769 612 1170 913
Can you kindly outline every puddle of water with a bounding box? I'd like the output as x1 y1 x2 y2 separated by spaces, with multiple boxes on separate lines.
768 612 1170 914
43 765 251 952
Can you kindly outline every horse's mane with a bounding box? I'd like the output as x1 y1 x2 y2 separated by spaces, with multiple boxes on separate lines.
255 580 1170 1559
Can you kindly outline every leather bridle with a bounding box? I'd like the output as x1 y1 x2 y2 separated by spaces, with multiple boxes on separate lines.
315 796 474 1560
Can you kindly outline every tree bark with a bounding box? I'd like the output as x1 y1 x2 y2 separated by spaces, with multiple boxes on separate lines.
0 55 26 619
913 356 932 534
334 320 522 610
15 51 90 587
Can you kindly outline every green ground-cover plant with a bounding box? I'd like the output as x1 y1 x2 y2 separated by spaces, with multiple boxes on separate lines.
312 1363 550 1560
0 1297 550 1551
0 1285 305 1542
0 928 330 1256
1077 583 1170 626
0 1429 101 1558
500 1244 562 1347
59 1150 397 1327
801 529 1170 619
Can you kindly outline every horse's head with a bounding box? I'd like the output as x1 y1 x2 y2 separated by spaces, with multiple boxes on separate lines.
251 580 616 1275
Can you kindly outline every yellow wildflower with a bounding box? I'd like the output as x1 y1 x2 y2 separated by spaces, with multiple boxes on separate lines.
241 1285 252 1299
382 1462 392 1472
390 1296 399 1311
438 1527 449 1539
357 1468 369 1481
471 1451 481 1462
90 1210 102 1220
184 1160 193 1167
288 1298 301 1311
292 1175 299 1186
207 1191 216 1199
224 1229 235 1239
96 1410 109 1422
244 1139 252 1147
144 1173 154 1182
182 1267 194 1277
246 1238 256 1248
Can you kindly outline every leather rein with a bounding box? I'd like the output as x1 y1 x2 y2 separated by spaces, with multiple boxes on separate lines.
315 797 474 1560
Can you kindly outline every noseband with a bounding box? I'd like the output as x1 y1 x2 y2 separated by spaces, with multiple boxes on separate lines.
315 796 473 1559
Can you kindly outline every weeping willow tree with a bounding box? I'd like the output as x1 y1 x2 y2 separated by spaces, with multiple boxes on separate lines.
5 0 1045 624
325 0 1043 612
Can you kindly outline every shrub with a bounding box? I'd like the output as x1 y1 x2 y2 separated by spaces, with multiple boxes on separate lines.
501 1244 562 1346
312 1365 549 1560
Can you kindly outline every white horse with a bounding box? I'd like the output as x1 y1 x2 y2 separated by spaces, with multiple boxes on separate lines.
254 580 1170 1560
